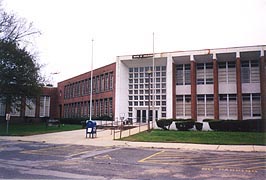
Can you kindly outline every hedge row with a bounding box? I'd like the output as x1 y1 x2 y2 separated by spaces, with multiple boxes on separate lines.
208 119 266 132
60 115 113 125
156 118 266 132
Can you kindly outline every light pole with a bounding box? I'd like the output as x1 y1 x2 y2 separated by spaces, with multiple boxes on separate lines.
147 69 152 131
89 39 94 121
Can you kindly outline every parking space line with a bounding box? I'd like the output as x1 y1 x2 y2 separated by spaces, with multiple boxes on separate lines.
138 150 165 163
139 150 266 172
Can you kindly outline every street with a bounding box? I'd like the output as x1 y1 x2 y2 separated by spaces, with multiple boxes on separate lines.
0 139 265 179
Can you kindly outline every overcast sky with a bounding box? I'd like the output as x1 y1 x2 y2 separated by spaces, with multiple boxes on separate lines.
3 0 266 85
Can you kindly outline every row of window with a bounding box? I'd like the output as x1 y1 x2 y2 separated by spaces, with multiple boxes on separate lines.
128 66 167 118
64 72 114 99
0 96 50 117
63 98 113 118
176 93 261 118
176 60 260 86
129 66 166 73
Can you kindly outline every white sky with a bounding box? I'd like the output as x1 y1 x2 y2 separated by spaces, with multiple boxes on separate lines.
3 0 266 86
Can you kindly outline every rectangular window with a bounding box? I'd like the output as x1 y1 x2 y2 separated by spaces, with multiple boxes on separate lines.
205 63 213 84
197 63 204 85
104 74 109 91
0 97 5 116
101 75 105 92
176 64 191 85
219 94 227 117
227 62 236 83
176 65 183 85
241 61 250 83
185 95 191 116
228 94 237 117
197 95 205 116
197 63 213 85
242 94 251 117
185 64 191 85
252 93 261 117
206 94 214 116
40 96 50 117
110 72 113 90
218 62 227 83
25 98 36 117
176 95 183 116
250 60 260 83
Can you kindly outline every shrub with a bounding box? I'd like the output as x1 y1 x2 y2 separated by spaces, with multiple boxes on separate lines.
60 118 88 125
156 119 173 130
175 120 195 131
195 122 203 131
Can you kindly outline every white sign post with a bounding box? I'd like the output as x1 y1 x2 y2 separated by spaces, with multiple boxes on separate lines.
6 113 10 134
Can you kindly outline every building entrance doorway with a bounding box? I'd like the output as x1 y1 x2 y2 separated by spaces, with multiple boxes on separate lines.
136 109 158 123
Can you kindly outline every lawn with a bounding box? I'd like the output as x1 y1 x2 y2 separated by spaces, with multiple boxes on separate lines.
0 122 82 136
122 129 266 145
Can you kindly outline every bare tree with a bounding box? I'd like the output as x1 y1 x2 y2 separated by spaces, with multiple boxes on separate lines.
0 1 41 45
0 1 45 115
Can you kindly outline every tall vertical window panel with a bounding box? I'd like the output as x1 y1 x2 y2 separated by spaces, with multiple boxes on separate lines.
0 97 5 116
197 95 205 116
100 75 105 92
219 94 237 118
242 94 251 117
241 60 259 84
205 63 213 84
185 64 191 85
104 99 108 115
197 94 214 117
241 61 250 83
250 60 260 83
176 64 190 85
40 96 50 117
176 65 183 85
110 72 113 90
228 94 237 117
197 63 205 85
109 98 113 117
219 94 227 116
252 93 261 117
227 62 236 83
95 100 99 117
25 98 36 117
218 62 227 83
105 73 109 91
206 94 214 116
185 95 191 116
176 95 183 116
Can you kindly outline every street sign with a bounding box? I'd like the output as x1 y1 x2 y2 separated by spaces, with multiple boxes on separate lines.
6 113 10 121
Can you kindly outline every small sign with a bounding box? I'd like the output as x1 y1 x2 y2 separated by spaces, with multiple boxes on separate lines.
132 54 153 59
6 113 10 121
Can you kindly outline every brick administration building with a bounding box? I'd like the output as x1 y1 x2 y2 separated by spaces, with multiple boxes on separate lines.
1 45 265 123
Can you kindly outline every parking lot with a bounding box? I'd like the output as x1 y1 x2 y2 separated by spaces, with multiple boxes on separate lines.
0 139 265 179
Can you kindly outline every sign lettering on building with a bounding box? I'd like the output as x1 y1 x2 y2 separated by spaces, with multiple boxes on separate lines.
132 54 153 59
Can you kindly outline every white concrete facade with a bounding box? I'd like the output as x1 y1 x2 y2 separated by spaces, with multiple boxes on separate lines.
115 45 266 122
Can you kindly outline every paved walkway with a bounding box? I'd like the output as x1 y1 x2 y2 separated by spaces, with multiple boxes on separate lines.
1 127 265 152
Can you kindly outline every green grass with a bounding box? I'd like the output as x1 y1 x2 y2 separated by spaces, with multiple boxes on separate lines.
122 130 266 145
0 122 82 136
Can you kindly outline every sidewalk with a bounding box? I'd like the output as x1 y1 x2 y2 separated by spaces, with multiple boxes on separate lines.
1 128 266 152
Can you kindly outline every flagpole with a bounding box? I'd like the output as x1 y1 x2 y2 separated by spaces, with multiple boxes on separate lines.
89 39 94 121
152 32 155 129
